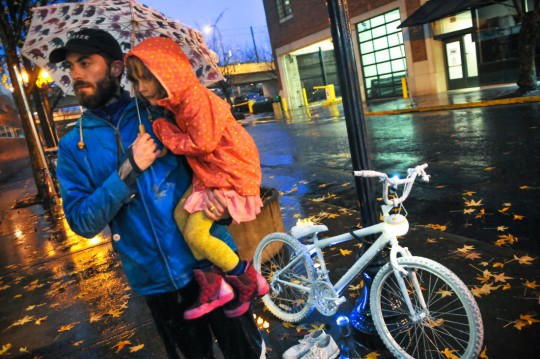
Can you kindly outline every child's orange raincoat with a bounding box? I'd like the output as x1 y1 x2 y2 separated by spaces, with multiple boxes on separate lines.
126 37 262 222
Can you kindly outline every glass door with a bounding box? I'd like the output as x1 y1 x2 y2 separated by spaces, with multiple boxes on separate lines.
444 34 479 89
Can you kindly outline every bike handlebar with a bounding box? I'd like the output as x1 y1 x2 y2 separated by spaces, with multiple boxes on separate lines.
353 164 430 207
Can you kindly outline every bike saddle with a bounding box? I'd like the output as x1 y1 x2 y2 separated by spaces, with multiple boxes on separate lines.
291 224 329 238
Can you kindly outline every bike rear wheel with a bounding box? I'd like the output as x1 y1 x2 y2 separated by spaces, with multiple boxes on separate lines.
370 256 483 359
253 232 315 322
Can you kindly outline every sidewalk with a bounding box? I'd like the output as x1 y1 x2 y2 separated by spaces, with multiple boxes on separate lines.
289 83 540 121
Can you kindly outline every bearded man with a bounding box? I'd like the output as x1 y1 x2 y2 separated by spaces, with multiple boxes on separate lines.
50 28 265 359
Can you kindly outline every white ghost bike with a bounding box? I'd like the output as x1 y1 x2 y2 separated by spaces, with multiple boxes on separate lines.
254 164 483 359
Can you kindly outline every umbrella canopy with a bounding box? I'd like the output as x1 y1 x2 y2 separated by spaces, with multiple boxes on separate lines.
22 0 223 95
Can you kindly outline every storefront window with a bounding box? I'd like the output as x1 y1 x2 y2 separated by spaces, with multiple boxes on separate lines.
357 8 405 100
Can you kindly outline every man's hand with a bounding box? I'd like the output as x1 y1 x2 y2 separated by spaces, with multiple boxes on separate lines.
203 189 230 221
132 133 161 171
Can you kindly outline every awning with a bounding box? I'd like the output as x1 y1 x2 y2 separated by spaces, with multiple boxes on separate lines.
398 0 500 28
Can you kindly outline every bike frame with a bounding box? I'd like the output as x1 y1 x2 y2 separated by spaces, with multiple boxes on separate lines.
273 165 431 318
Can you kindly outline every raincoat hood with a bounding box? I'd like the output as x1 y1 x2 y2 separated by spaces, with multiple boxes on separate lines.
126 37 201 105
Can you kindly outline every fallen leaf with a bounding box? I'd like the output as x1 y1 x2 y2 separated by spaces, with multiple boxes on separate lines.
456 245 475 253
502 283 511 290
113 340 132 353
463 208 476 214
436 289 453 298
426 223 447 231
496 226 508 232
282 322 295 329
462 191 476 196
339 248 352 256
480 345 489 359
502 202 512 207
465 251 482 260
464 198 483 207
58 323 76 332
475 209 486 219
365 352 381 359
35 316 48 325
130 344 145 353
519 185 532 190
493 262 505 268
484 167 495 171
513 214 524 220
492 273 513 283
441 347 460 359
0 344 12 355
523 280 539 290
107 309 124 318
498 207 509 213
514 254 536 265
73 341 84 347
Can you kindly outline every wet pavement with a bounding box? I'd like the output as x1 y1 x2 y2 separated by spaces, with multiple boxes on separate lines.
1 86 539 358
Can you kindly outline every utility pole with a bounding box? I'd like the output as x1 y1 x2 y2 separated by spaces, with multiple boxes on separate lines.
326 0 378 228
250 26 260 62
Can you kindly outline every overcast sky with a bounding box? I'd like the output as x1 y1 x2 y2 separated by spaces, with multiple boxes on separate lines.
144 0 271 54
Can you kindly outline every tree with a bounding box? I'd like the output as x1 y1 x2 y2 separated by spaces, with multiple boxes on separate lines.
0 0 65 200
512 0 540 92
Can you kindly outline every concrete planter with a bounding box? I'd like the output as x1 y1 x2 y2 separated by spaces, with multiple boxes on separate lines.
228 187 284 261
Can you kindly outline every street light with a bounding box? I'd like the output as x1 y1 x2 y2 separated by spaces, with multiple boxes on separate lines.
204 24 226 65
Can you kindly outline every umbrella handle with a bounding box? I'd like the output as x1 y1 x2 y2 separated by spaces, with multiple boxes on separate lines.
139 124 146 134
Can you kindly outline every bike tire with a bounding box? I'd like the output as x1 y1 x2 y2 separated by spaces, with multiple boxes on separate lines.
370 256 483 359
253 232 316 322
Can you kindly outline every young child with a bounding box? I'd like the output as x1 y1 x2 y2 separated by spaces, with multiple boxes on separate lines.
125 37 268 320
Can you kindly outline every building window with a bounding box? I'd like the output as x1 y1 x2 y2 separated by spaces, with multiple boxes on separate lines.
276 0 292 20
357 8 405 100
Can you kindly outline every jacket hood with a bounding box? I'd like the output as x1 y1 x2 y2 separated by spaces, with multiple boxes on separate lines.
126 37 201 103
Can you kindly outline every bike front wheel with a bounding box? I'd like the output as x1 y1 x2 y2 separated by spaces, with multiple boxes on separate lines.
253 232 316 322
370 256 483 359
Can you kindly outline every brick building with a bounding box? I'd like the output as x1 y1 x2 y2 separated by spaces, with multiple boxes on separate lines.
262 0 539 111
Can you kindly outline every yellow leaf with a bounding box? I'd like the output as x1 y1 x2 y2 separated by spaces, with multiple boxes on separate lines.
365 352 381 359
519 185 531 190
514 319 528 330
58 323 76 332
339 248 352 256
514 254 535 265
19 347 30 353
348 281 364 291
462 191 476 196
73 341 84 347
113 340 132 352
484 167 495 171
309 323 325 332
519 314 540 324
493 262 505 268
513 214 524 220
480 345 489 359
502 283 511 290
523 280 539 289
464 198 483 207
130 344 145 353
436 185 446 188
436 289 453 298
498 207 509 213
282 322 295 329
463 208 476 214
108 309 124 318
456 245 475 253
502 202 512 207
492 273 513 283
35 316 48 325
426 223 447 231
475 208 485 218
89 313 103 323
465 251 482 260
496 226 508 232
427 238 437 243
0 344 12 355
441 347 460 359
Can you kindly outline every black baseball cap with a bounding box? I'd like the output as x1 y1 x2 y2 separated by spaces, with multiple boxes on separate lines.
49 28 123 63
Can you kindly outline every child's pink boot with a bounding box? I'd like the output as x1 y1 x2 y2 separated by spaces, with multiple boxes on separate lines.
223 261 269 317
184 266 234 320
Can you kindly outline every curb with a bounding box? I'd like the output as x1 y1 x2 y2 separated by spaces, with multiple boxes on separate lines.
364 95 540 116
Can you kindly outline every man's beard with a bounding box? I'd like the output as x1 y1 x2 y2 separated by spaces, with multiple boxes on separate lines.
74 71 119 109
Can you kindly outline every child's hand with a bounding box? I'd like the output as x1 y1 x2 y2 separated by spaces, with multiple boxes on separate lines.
152 117 180 143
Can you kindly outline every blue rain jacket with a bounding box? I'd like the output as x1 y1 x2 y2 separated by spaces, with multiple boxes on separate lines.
56 97 236 296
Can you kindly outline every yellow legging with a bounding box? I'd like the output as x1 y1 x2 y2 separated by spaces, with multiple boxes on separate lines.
174 187 240 272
